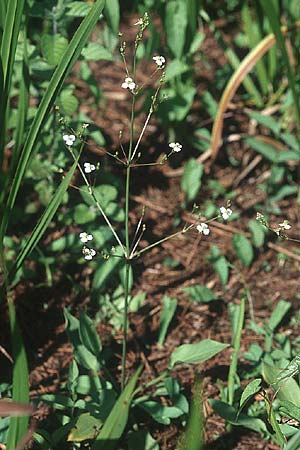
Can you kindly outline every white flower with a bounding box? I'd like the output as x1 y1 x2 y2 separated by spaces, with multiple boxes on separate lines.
169 142 182 153
196 223 210 236
82 246 96 260
153 55 165 67
84 162 96 174
220 206 232 220
63 134 76 146
82 123 89 129
79 232 93 243
121 77 136 91
278 220 291 230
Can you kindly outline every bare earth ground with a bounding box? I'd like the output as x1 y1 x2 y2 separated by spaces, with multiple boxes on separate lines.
3 16 300 450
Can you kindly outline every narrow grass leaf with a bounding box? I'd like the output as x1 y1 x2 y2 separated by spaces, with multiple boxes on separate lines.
170 339 229 368
158 296 177 346
0 0 105 243
6 296 30 450
91 366 142 450
79 311 102 358
104 0 120 35
283 429 300 450
245 137 278 162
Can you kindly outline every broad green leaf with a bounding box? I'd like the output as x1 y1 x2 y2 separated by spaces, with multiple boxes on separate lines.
268 300 291 331
279 400 300 421
41 34 68 66
67 1 92 17
262 362 300 406
158 296 177 346
81 43 113 61
165 0 187 59
92 248 123 291
128 431 159 450
79 311 102 358
183 285 218 303
210 400 267 435
74 203 96 224
232 233 253 267
91 367 142 450
181 159 203 201
104 0 120 35
277 150 300 163
164 59 190 81
68 413 102 442
248 219 265 248
59 89 79 115
170 339 229 368
239 378 262 412
273 356 300 385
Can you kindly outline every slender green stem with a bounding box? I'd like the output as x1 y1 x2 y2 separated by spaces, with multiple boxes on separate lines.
121 260 130 390
228 297 245 405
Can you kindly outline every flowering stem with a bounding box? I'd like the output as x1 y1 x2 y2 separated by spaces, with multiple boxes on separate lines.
121 260 131 390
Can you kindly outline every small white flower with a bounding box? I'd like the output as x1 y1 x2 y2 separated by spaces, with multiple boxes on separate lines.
278 220 291 230
79 232 93 243
63 134 76 146
82 246 96 260
196 223 210 236
153 55 165 67
121 77 136 91
84 162 96 174
82 123 89 129
220 206 232 220
169 142 182 153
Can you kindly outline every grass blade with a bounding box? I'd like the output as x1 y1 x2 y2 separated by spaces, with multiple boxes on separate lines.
6 294 30 450
0 0 105 248
91 366 142 450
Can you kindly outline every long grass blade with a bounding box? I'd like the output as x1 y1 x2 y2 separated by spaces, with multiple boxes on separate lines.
6 294 30 450
0 0 105 253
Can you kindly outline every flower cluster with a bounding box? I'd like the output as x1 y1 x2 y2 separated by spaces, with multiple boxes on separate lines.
82 246 96 260
197 223 210 236
220 206 232 220
84 162 96 174
153 55 165 68
169 142 182 153
63 134 76 146
80 232 93 243
122 77 136 91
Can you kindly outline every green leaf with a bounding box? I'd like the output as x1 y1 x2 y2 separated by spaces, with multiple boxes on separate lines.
183 285 218 303
128 431 159 450
181 158 203 201
279 400 300 422
79 311 102 358
6 298 30 450
268 300 291 331
165 0 187 58
232 233 254 267
164 59 190 81
91 367 142 450
68 413 102 442
262 361 300 407
139 401 183 425
158 296 177 346
208 245 229 287
245 137 278 162
248 219 265 248
81 43 113 61
170 339 229 368
66 1 92 17
283 429 300 450
210 400 267 435
239 378 262 413
104 0 120 35
59 89 79 115
92 249 123 291
41 34 69 66
246 111 280 135
74 203 96 224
